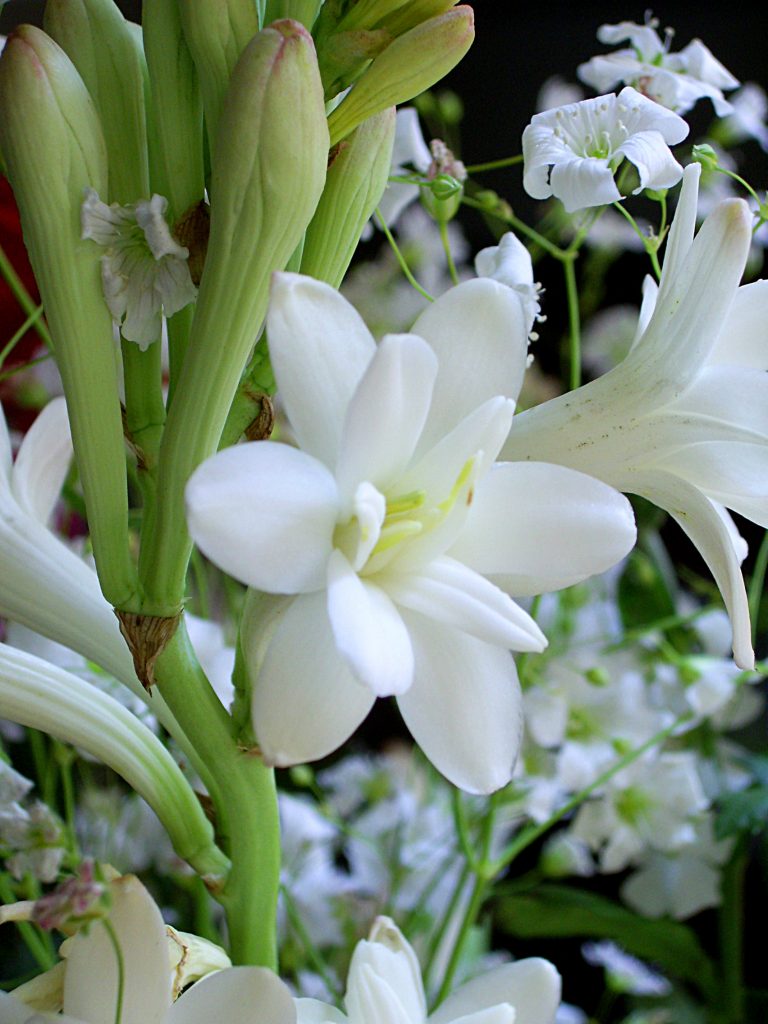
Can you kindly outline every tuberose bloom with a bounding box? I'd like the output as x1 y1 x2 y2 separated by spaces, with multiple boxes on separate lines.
81 189 197 348
578 20 739 116
295 916 561 1024
186 273 635 793
503 164 761 669
522 87 688 213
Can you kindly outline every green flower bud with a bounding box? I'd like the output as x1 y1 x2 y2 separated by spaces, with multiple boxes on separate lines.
141 19 329 611
44 0 149 204
692 143 720 172
301 108 395 287
377 0 458 36
143 0 204 222
178 0 259 151
326 5 474 146
0 27 138 607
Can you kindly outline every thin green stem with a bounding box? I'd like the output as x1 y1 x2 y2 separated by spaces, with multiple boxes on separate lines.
438 218 460 286
375 207 435 301
0 353 53 384
282 885 340 999
612 201 662 279
464 155 523 174
719 838 747 1023
0 874 56 971
0 304 45 370
461 195 567 261
0 243 51 348
55 742 80 859
748 530 768 647
490 715 690 874
103 918 126 1024
563 256 581 390
423 859 471 984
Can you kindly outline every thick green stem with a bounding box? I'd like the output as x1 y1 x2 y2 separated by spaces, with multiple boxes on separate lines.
121 337 166 469
152 623 280 967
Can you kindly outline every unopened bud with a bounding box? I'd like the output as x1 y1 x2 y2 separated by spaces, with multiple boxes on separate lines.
301 108 395 287
692 143 720 172
44 0 149 203
265 0 324 29
32 861 110 934
326 6 474 146
178 0 260 149
378 0 458 37
422 172 463 222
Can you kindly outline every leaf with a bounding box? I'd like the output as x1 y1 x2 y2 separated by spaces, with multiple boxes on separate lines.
716 785 768 840
495 885 716 998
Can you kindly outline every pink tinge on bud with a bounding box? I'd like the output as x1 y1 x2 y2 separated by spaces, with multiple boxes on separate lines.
32 860 108 932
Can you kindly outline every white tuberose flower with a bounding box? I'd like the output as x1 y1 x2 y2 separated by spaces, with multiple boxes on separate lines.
81 189 197 349
504 165 760 669
186 273 636 794
578 20 739 116
0 875 295 1024
523 87 688 213
296 916 561 1024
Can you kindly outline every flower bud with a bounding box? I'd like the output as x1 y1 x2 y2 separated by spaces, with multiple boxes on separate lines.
326 6 474 146
264 0 323 29
44 0 150 203
140 19 329 610
301 108 395 287
178 0 259 150
143 0 204 221
0 27 137 606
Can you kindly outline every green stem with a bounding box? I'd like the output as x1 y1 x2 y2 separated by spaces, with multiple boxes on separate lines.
120 337 166 470
464 155 523 174
152 623 280 967
423 859 471 985
438 218 460 286
0 304 45 370
490 715 690 873
0 243 51 348
0 874 56 971
748 530 768 646
461 195 567 262
103 918 126 1024
612 201 662 279
282 885 340 999
375 207 435 301
563 255 581 390
719 838 748 1023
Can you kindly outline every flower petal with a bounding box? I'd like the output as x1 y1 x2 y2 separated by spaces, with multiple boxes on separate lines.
335 333 437 502
347 918 426 1024
185 442 339 594
0 403 13 481
11 397 72 526
632 469 754 668
397 611 522 794
384 556 546 652
431 959 562 1024
267 273 376 467
669 366 768 443
327 550 414 697
450 462 636 596
410 279 528 452
550 157 621 212
63 876 171 1024
248 592 375 766
709 279 768 369
619 130 683 192
296 999 348 1024
168 967 296 1024
656 163 699 298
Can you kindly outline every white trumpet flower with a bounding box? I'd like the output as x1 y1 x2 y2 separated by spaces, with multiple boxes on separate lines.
504 164 761 668
186 274 636 794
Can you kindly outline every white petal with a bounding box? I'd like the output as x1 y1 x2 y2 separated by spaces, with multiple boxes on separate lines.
632 469 754 668
450 462 636 596
63 876 171 1024
168 967 296 1024
11 397 73 526
475 232 534 289
0 992 45 1023
185 442 339 594
656 163 699 297
335 334 437 502
327 550 414 697
445 1004 516 1024
347 919 426 1024
709 279 768 369
248 592 375 765
619 130 683 192
669 366 768 443
267 273 376 466
296 999 348 1024
431 959 561 1024
0 403 13 481
397 611 522 794
549 158 621 212
411 280 528 452
384 556 546 652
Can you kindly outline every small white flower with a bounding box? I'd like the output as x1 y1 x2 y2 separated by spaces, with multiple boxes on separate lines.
582 942 671 997
523 87 688 212
81 189 197 349
578 20 739 116
721 83 768 152
475 232 543 339
295 916 562 1024
186 273 636 793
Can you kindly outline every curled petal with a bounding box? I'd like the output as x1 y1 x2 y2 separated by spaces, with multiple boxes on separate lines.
432 959 562 1024
619 130 684 192
11 396 72 525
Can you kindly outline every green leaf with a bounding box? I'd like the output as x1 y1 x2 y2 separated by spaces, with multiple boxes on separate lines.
716 785 768 840
495 885 716 998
